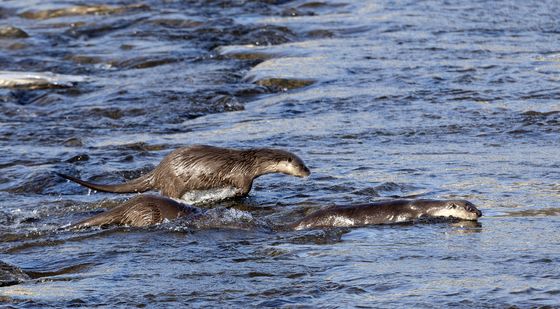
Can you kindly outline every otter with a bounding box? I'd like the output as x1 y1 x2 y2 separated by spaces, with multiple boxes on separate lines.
67 195 481 230
68 194 199 229
57 145 310 202
289 199 482 230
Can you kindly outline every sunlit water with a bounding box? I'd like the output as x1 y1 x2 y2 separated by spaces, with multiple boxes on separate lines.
1 0 559 307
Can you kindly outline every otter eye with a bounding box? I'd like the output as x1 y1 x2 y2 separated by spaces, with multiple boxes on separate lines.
287 158 293 163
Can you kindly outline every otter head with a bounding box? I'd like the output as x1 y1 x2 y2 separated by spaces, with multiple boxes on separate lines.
428 200 482 221
254 149 311 178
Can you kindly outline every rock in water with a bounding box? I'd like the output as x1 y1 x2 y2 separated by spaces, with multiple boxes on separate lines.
0 261 30 287
0 26 29 39
0 71 88 89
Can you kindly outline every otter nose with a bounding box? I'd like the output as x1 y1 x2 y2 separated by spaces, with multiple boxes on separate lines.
475 209 482 217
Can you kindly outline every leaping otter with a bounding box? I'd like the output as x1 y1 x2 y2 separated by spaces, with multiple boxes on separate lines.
58 145 310 202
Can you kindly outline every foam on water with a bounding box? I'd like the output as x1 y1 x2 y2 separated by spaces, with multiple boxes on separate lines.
180 187 242 205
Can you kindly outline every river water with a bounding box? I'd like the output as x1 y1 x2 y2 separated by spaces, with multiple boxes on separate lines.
1 0 559 307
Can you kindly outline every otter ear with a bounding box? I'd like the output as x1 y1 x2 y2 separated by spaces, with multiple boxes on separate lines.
448 203 458 209
287 157 293 163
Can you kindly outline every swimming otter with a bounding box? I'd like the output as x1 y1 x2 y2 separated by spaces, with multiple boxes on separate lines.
67 195 481 230
289 199 482 230
58 145 310 202
69 194 199 229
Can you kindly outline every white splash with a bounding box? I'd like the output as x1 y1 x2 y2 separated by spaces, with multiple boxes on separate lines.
189 207 256 230
180 187 241 204
220 208 254 223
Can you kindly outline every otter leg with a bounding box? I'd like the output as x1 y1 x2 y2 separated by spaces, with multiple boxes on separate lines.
160 177 185 199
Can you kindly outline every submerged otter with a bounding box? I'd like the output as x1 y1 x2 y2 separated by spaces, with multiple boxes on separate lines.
289 199 482 230
67 195 481 230
58 145 310 202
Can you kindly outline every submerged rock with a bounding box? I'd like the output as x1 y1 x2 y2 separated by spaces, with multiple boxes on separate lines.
5 42 29 50
63 137 84 147
148 18 204 29
7 171 64 194
64 17 146 39
254 78 315 91
0 71 88 89
89 107 124 119
19 4 149 20
209 95 244 112
217 46 274 61
66 154 90 163
0 261 30 287
112 56 181 69
64 54 104 65
240 25 295 46
0 26 29 39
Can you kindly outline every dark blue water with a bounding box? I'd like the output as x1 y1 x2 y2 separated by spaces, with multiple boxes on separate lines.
1 0 559 307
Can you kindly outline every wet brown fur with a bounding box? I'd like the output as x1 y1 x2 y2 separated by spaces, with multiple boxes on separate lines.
68 197 481 230
70 195 198 229
289 199 482 230
58 145 310 199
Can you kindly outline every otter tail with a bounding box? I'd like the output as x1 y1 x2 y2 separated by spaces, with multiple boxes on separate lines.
56 171 153 194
